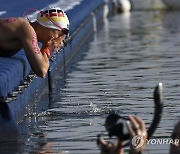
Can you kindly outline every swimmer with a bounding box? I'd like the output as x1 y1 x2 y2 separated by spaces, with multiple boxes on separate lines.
0 6 69 78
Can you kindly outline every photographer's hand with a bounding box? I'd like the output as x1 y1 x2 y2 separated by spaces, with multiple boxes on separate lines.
97 115 147 154
126 115 147 154
97 135 124 154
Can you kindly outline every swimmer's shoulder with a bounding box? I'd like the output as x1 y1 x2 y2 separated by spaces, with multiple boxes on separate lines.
18 17 31 26
17 17 34 31
0 17 30 28
17 18 35 38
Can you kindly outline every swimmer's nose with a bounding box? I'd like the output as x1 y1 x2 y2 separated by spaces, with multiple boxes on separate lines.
52 42 60 49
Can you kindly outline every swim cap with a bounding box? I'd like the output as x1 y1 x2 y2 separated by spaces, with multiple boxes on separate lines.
28 6 69 34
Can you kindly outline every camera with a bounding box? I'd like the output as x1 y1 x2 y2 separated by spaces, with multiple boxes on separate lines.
105 113 130 141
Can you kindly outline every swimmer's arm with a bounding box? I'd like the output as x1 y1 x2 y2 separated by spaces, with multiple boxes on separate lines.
19 29 49 78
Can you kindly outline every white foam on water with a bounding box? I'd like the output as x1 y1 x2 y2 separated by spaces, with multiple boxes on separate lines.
90 102 101 113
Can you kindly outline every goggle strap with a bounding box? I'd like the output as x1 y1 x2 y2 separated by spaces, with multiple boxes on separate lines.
46 15 68 35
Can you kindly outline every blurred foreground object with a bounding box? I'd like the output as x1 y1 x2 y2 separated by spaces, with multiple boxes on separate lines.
162 0 180 9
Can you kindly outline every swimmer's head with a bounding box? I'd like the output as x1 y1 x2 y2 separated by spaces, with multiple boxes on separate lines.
28 6 69 35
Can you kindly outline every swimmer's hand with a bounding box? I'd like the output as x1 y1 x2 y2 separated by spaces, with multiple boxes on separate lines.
41 48 50 58
41 43 55 58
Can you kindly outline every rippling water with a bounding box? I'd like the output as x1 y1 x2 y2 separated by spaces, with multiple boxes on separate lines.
12 10 180 154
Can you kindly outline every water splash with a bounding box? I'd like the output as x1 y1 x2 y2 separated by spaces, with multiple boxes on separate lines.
89 102 101 113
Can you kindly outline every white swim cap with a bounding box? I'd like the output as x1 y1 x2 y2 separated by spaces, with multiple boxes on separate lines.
28 6 69 34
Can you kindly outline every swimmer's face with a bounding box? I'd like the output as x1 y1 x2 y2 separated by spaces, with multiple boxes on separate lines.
48 29 66 41
46 29 67 48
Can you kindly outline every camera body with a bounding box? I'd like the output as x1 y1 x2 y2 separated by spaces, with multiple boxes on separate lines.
105 113 130 141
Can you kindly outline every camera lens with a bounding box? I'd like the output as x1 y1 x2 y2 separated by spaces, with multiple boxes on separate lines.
105 113 130 141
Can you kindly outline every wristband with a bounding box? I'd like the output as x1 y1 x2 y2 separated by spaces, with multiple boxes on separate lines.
41 48 50 58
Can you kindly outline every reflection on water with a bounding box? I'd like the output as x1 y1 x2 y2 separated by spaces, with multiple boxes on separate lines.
4 10 180 153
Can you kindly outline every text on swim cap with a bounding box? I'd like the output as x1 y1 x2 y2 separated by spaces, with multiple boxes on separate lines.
40 9 65 17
